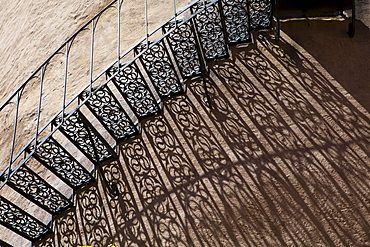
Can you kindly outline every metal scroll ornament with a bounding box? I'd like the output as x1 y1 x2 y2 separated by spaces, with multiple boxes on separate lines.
109 62 161 119
163 21 202 78
136 40 184 98
221 0 251 43
249 0 272 29
191 1 229 60
0 196 51 241
81 85 138 141
29 137 93 189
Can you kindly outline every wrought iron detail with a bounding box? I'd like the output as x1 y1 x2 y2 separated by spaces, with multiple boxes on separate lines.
249 0 272 29
163 21 202 78
135 41 184 98
54 110 117 164
109 62 161 119
6 165 71 215
80 85 139 142
28 137 93 189
0 196 51 241
221 0 251 43
191 1 229 60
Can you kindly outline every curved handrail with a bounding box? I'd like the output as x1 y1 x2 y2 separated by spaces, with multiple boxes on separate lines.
0 0 212 189
0 0 119 111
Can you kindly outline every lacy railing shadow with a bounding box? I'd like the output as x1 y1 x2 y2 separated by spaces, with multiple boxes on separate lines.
233 33 369 158
35 207 84 247
99 160 151 246
280 19 370 112
163 93 315 246
141 114 251 246
236 32 370 194
118 136 194 246
198 37 370 245
98 132 261 247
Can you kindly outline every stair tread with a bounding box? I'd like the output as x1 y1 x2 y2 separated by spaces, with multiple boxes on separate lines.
109 61 161 119
7 165 71 215
28 137 93 189
80 85 139 141
0 196 51 241
54 110 117 164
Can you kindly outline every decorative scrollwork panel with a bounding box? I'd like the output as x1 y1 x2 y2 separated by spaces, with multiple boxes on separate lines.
80 85 139 141
0 196 51 241
191 1 228 60
7 166 71 215
109 62 161 119
136 41 184 98
29 137 93 189
249 0 272 29
54 110 116 164
54 210 82 247
221 0 251 43
163 21 202 78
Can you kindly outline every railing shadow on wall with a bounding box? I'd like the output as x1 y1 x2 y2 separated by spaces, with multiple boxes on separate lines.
33 31 370 246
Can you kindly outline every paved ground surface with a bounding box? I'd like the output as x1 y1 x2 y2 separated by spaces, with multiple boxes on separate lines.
0 1 369 246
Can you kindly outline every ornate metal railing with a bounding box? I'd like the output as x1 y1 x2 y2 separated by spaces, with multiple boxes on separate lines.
0 0 274 245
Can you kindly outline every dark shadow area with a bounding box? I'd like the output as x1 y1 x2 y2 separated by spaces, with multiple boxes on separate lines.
281 19 370 112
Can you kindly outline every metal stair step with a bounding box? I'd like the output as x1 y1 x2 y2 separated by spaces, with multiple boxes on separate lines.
135 40 185 98
0 196 51 242
191 0 229 60
221 0 252 44
54 110 117 164
27 137 94 189
5 165 72 215
108 61 162 119
80 85 140 142
163 20 203 79
249 0 273 29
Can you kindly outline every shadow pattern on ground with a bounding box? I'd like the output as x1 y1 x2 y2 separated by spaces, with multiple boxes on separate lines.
35 33 370 247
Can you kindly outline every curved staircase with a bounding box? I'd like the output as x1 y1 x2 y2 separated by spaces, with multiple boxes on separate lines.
3 0 341 245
